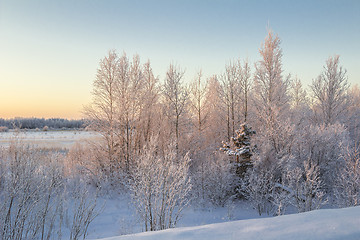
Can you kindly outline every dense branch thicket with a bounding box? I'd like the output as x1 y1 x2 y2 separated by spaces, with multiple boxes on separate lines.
0 141 101 240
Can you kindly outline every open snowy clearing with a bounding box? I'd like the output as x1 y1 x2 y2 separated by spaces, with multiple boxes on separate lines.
97 206 360 240
0 130 101 149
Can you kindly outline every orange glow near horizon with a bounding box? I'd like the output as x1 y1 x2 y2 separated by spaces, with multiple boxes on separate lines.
0 87 90 120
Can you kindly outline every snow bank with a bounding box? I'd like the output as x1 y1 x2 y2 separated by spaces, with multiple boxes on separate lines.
97 206 360 240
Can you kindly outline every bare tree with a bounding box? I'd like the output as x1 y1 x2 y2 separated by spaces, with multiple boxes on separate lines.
239 59 252 123
84 50 120 174
202 75 227 147
138 60 160 145
311 55 349 126
220 60 241 140
115 54 145 172
189 70 207 133
163 64 188 150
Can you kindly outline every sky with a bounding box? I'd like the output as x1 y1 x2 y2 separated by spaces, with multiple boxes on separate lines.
0 0 359 119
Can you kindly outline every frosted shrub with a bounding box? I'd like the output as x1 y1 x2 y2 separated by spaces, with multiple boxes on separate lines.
0 142 102 240
241 165 276 216
334 145 360 207
130 139 192 231
285 159 326 213
292 123 350 194
0 143 64 240
204 153 239 207
66 181 102 240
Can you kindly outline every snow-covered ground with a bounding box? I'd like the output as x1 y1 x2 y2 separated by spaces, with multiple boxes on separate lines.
95 206 360 240
86 197 262 239
0 130 101 149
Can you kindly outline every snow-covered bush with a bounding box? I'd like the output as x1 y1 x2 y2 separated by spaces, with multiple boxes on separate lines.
334 145 360 207
0 142 102 240
66 181 102 240
291 123 349 194
192 152 239 207
241 161 277 216
0 143 64 240
129 139 192 231
284 159 326 213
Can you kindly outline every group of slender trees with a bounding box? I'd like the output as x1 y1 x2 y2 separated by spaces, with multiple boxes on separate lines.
80 29 360 227
3 29 357 238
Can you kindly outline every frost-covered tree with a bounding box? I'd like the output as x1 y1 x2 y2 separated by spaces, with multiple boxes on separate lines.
85 51 154 174
202 75 227 148
84 50 121 174
137 61 160 145
253 30 292 158
253 30 290 131
220 60 241 140
116 54 146 172
239 59 252 123
311 55 349 126
163 64 188 150
347 85 360 143
288 77 310 128
130 138 192 231
289 77 308 109
189 70 207 134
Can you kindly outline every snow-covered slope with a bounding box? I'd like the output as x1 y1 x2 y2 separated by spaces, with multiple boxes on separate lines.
97 206 360 240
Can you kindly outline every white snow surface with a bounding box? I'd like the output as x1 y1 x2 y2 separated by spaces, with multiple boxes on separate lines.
95 206 360 240
0 130 101 149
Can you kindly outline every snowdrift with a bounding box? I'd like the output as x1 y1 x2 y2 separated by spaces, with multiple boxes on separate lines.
98 206 360 240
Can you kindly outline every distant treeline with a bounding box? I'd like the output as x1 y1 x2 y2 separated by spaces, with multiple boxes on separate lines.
0 118 86 130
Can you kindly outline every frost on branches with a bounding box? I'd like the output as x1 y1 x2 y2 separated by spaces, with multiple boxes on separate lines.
220 123 256 163
129 139 192 231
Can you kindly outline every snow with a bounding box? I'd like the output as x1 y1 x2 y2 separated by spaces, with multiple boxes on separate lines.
94 206 360 240
0 130 101 149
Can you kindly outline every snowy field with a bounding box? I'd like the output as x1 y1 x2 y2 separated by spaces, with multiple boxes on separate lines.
95 206 360 240
0 130 101 149
86 197 263 239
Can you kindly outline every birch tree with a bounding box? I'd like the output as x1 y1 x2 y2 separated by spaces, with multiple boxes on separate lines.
163 64 188 150
253 30 291 155
189 70 207 133
239 59 252 123
84 50 120 174
220 61 240 140
253 29 290 129
311 55 349 126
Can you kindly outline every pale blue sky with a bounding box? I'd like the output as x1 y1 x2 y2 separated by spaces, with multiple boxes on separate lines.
0 0 359 118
